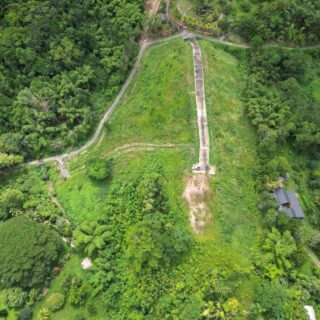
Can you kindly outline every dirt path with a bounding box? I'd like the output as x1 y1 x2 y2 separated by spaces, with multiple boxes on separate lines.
183 174 210 234
47 181 66 216
103 142 194 157
307 247 320 269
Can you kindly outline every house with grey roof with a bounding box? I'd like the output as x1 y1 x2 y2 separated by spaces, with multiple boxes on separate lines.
274 187 304 219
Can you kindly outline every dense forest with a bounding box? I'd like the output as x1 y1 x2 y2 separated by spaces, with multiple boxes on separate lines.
0 0 143 167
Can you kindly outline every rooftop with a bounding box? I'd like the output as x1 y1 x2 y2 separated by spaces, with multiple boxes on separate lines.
274 188 304 219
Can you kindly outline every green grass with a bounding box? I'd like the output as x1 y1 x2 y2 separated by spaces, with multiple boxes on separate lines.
57 38 198 224
201 39 263 252
55 172 109 224
66 38 197 171
0 298 16 319
98 38 196 149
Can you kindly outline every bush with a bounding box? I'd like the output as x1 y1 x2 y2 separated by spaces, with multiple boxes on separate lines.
67 277 86 305
0 217 63 288
86 302 97 315
0 309 8 318
17 307 33 320
46 293 65 312
87 158 112 181
3 288 28 308
0 189 25 217
241 1 251 12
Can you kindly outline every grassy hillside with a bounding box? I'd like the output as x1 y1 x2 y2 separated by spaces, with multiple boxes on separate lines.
55 38 197 224
201 40 262 253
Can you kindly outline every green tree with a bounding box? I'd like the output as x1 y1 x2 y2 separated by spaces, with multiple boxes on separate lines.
3 288 28 308
0 217 63 288
263 228 297 277
0 152 23 169
87 158 112 181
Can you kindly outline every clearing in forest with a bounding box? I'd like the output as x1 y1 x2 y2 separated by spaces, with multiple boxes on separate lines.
56 38 198 224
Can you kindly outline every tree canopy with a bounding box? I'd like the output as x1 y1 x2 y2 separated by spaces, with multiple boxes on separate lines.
0 217 63 289
0 0 143 163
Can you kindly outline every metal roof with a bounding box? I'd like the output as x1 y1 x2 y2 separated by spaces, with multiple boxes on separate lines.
286 191 304 218
274 188 289 205
274 188 304 219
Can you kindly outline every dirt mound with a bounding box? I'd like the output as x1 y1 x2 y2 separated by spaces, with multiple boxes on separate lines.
183 174 211 234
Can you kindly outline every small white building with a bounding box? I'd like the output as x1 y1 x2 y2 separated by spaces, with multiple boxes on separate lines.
304 305 316 320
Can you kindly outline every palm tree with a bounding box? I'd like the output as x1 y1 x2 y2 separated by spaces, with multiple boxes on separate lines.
73 221 111 257
38 308 50 320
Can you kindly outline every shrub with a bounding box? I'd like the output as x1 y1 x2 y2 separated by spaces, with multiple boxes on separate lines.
67 277 86 305
37 308 50 320
241 1 251 12
0 309 8 318
17 307 33 320
87 158 112 181
0 217 63 288
46 293 65 312
3 287 28 308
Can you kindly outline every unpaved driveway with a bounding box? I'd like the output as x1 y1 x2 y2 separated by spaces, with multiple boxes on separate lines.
183 174 210 234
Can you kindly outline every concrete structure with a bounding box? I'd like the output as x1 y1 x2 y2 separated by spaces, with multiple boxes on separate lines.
304 305 316 320
182 31 215 175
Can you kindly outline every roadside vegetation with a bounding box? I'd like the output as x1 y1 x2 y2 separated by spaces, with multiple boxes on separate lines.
171 0 320 45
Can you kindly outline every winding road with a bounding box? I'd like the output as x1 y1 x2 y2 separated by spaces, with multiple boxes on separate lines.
25 35 180 174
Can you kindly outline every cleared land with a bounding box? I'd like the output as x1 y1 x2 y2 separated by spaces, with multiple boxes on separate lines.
55 38 197 224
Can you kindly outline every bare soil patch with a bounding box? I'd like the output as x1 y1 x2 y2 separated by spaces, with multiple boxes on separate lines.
183 174 211 234
146 0 161 15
